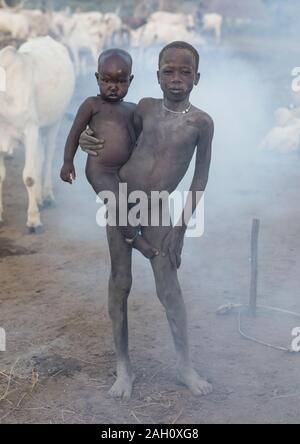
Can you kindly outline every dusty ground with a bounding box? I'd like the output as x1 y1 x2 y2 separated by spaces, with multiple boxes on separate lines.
1 34 300 424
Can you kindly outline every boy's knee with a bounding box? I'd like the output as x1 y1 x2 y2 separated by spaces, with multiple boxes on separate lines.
155 275 182 307
157 287 180 309
110 271 132 295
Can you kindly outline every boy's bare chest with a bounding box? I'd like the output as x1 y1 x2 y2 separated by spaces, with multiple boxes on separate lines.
142 113 199 150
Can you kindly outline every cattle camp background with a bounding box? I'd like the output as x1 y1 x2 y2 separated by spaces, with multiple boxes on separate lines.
1 0 300 425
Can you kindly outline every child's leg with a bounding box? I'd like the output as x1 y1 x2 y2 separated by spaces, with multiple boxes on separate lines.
86 165 159 258
106 224 135 399
142 222 213 397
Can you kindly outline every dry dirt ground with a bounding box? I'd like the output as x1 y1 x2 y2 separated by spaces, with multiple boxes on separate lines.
1 42 300 424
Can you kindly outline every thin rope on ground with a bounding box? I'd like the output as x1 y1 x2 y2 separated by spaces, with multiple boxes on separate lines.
237 309 289 352
217 302 300 352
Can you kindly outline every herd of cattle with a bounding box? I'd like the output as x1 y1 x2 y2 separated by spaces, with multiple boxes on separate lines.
0 1 223 75
0 0 299 230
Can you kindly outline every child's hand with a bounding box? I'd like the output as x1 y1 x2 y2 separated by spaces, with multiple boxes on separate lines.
60 162 76 184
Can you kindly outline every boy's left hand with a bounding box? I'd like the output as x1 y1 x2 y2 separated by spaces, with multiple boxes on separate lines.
162 226 185 269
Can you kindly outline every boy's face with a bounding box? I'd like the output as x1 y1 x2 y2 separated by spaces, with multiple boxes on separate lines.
157 48 200 102
96 55 133 102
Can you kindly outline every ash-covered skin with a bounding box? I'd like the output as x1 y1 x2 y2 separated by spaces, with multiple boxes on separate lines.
80 42 214 399
60 49 158 260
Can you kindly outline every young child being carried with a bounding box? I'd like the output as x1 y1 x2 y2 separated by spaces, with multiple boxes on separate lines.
60 49 158 259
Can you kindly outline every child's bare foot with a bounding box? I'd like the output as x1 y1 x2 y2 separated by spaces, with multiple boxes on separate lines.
132 235 159 259
177 365 212 396
108 367 136 400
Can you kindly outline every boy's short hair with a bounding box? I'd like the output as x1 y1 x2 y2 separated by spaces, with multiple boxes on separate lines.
98 48 133 72
159 41 200 72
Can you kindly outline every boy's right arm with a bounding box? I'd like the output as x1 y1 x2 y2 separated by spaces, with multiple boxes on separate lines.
60 98 94 184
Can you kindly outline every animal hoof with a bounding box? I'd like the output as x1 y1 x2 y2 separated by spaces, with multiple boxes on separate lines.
27 225 44 235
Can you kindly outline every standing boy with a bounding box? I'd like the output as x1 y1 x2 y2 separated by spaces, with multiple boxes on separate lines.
80 41 214 399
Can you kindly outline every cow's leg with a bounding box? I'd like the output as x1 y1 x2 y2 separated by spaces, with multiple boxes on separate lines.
35 133 45 207
43 122 60 206
80 57 87 77
90 44 99 68
0 153 6 224
70 45 80 77
23 125 42 230
215 25 221 44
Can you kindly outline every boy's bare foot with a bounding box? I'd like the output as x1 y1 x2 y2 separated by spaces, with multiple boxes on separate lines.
177 365 212 396
108 367 136 400
132 235 159 259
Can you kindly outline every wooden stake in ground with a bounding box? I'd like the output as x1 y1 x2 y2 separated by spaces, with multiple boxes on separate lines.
249 218 260 316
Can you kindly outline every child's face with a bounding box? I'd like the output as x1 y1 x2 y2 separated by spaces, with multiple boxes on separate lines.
96 56 133 102
157 48 200 102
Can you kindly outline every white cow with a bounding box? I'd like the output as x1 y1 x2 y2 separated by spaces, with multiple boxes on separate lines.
149 11 195 29
0 36 75 230
202 13 223 44
130 12 204 48
63 20 101 76
73 11 104 28
48 9 71 39
259 107 300 153
0 9 30 40
22 9 51 38
102 12 129 47
51 12 104 77
53 11 126 77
